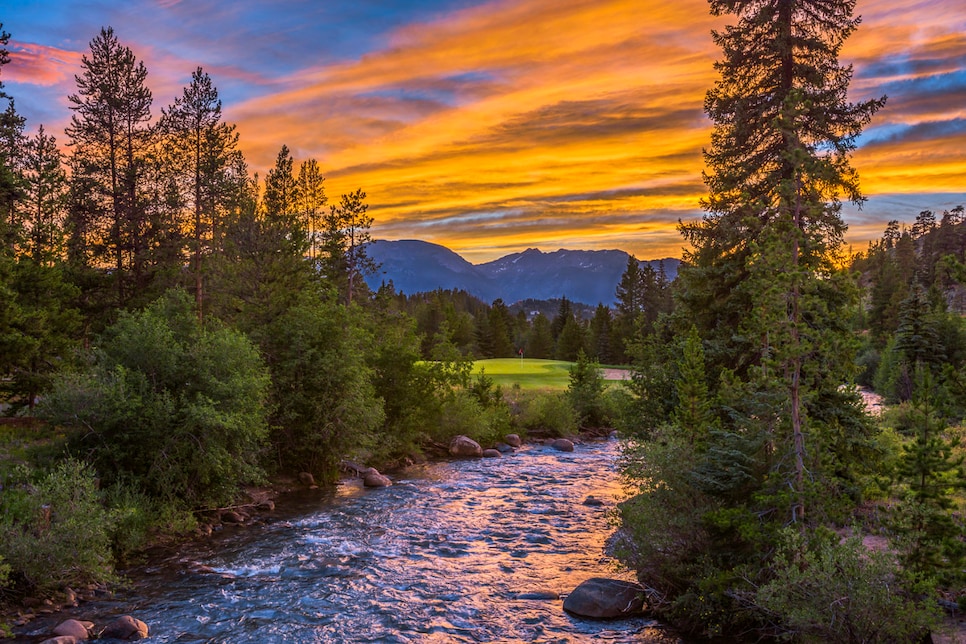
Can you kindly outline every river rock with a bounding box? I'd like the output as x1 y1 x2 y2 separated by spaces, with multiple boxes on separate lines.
482 448 502 458
100 615 149 640
53 619 91 640
563 577 646 619
298 471 316 486
363 468 392 487
550 438 575 452
504 433 522 447
449 435 483 458
40 637 78 644
494 442 513 453
220 510 246 524
582 495 604 507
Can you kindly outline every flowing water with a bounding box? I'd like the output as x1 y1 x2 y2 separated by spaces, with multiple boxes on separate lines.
19 438 678 643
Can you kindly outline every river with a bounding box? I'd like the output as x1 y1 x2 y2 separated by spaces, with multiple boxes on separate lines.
19 438 678 643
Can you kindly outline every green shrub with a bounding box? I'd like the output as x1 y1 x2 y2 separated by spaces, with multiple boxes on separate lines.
260 297 385 482
515 391 577 436
567 351 611 429
0 459 115 596
40 290 271 507
435 389 510 448
756 529 941 643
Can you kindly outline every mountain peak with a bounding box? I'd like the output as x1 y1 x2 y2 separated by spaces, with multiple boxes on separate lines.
364 240 680 305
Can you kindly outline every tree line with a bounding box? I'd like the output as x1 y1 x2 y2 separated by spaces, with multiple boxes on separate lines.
0 23 627 608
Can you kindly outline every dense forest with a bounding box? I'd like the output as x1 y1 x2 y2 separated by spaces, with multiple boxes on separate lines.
1 1 966 640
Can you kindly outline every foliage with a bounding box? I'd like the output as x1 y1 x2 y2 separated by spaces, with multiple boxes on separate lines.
514 390 577 437
435 388 511 449
887 380 966 583
567 350 610 429
40 290 270 507
258 295 384 482
0 459 115 596
320 188 377 305
756 529 940 643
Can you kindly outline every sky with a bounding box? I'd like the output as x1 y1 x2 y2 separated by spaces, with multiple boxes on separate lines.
2 0 965 263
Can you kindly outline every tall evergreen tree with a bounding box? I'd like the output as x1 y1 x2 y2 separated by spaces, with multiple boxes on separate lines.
320 189 376 305
295 159 326 260
160 67 245 320
65 27 155 310
678 0 884 522
20 126 68 264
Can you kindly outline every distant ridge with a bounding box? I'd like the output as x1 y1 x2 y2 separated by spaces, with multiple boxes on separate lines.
364 240 680 306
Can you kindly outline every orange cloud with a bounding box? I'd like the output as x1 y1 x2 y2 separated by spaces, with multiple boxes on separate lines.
228 0 721 261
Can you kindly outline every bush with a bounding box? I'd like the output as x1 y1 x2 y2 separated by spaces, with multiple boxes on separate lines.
0 459 115 596
567 351 612 429
259 297 384 482
434 389 510 448
40 290 271 507
756 529 940 643
515 391 577 437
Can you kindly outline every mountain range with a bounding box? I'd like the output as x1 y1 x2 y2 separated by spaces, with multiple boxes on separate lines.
363 240 681 306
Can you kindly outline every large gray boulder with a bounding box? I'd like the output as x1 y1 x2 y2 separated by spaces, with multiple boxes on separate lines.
448 435 483 458
563 577 646 619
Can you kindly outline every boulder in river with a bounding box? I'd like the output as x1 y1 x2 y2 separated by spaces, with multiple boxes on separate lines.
448 435 483 458
363 468 392 487
482 448 502 458
563 577 647 619
504 433 522 447
52 619 91 640
100 615 149 640
40 637 79 644
550 438 575 452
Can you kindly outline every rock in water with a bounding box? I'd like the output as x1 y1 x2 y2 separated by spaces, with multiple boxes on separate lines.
550 438 575 452
448 435 483 457
298 471 315 486
363 468 392 487
100 615 149 640
504 433 523 447
563 577 646 619
53 619 90 640
482 448 502 458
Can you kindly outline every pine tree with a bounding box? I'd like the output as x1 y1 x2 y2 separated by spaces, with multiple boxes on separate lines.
320 189 376 305
679 0 884 523
295 159 326 260
65 27 155 310
160 67 245 320
20 126 68 264
526 313 555 359
892 370 966 581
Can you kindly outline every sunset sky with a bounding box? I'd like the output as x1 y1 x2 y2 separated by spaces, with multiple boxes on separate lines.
3 0 964 262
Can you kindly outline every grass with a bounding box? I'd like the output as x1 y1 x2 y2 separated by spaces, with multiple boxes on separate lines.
470 358 630 391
